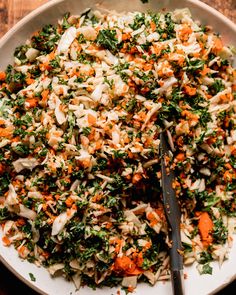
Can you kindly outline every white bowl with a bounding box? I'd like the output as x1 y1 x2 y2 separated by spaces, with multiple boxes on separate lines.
0 1 236 295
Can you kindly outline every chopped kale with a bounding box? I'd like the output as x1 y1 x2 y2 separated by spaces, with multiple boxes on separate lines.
96 29 118 53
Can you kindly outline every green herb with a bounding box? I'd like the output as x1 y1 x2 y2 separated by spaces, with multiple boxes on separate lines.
38 148 49 157
77 34 87 44
164 13 175 37
12 72 26 84
126 98 137 112
200 263 213 275
0 175 10 195
113 150 127 159
29 273 36 282
96 158 108 170
50 56 60 69
14 45 29 63
104 77 114 88
82 127 91 136
31 24 60 53
198 108 212 127
0 207 10 221
213 219 228 244
5 65 13 84
14 144 30 156
13 127 26 137
114 62 130 82
130 13 146 30
199 251 213 264
185 59 205 73
210 79 224 95
96 29 118 53
14 114 32 127
62 12 71 30
182 242 192 253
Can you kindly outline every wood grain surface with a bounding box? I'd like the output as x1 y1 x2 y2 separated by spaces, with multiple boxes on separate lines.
0 1 236 295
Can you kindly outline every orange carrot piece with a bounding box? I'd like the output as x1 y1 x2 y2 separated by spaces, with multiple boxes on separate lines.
150 21 156 32
26 98 38 108
2 236 11 246
184 85 197 96
65 197 74 208
0 71 6 81
114 256 143 275
212 37 223 54
26 77 35 85
198 212 214 246
223 170 233 183
0 163 4 174
132 173 142 184
87 113 96 125
0 127 13 138
176 153 185 161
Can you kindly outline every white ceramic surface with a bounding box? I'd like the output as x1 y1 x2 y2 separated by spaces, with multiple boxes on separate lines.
0 1 236 294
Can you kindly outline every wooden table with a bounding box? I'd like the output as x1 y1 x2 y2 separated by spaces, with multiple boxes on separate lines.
0 1 236 294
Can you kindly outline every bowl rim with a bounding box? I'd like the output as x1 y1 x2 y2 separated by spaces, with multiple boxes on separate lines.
0 0 236 294
0 0 235 47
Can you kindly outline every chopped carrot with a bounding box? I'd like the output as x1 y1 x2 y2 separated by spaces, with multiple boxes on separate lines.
0 163 4 174
143 241 152 251
2 236 11 246
65 197 74 207
223 170 233 183
155 208 164 219
212 37 223 54
71 204 77 210
122 33 130 41
48 51 55 60
41 89 49 106
114 256 143 275
87 113 96 125
180 25 193 37
25 98 38 108
143 63 152 71
0 71 6 81
201 65 210 76
184 85 197 96
39 62 51 72
26 77 35 85
127 286 135 293
176 153 185 161
225 163 232 170
126 267 143 275
11 136 20 143
105 222 112 229
114 256 134 272
150 21 156 32
136 252 144 267
132 173 142 184
16 218 26 226
162 33 167 39
147 212 158 227
41 251 50 259
198 212 214 246
68 164 73 174
17 245 27 257
0 127 13 138
55 194 61 200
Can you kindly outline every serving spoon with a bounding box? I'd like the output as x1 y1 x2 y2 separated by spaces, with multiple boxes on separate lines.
160 132 184 295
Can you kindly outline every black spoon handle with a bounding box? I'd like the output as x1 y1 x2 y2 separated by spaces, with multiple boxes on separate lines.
160 132 184 295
